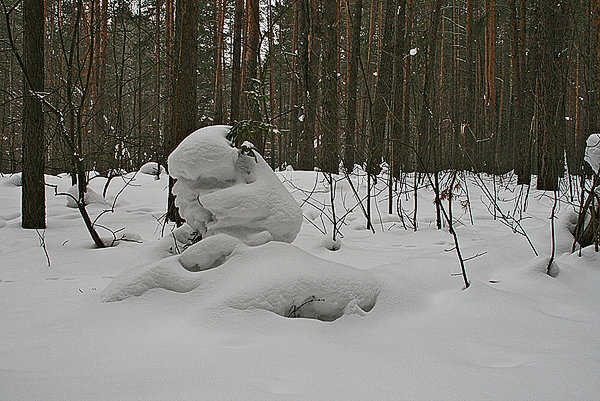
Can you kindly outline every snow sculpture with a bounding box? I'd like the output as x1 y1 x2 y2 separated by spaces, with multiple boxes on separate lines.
168 125 302 246
584 133 600 175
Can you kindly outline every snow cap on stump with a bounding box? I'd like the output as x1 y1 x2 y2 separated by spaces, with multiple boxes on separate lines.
168 125 302 245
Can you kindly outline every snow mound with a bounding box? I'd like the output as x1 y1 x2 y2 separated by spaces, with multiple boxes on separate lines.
138 162 165 176
221 243 378 321
101 234 245 301
168 125 302 245
317 235 343 251
101 254 199 301
556 209 580 254
117 231 143 243
101 239 379 321
94 231 143 248
1 173 22 187
498 256 560 281
179 233 239 271
584 133 600 174
155 223 199 257
65 185 107 208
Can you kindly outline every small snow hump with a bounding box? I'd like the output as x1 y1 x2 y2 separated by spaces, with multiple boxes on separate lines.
168 125 303 246
138 162 164 176
1 173 22 187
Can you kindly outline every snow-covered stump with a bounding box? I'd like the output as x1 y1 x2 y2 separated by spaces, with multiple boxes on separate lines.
168 125 302 245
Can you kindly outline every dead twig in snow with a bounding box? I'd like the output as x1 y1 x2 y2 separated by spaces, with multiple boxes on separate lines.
35 229 51 267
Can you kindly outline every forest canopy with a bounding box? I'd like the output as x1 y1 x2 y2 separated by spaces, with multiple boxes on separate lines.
0 0 597 186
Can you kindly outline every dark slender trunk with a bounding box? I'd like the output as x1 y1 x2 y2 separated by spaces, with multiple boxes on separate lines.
213 0 225 124
368 0 396 176
391 0 406 178
320 0 339 173
22 0 46 229
243 0 260 126
288 1 300 166
167 0 199 224
230 0 243 123
417 0 443 173
464 0 476 170
344 0 362 172
534 0 568 191
297 0 317 170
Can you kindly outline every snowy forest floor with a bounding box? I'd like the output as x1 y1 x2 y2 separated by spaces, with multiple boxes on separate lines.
1 168 599 400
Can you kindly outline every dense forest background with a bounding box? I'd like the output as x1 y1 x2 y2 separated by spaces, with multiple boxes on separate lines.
1 0 598 189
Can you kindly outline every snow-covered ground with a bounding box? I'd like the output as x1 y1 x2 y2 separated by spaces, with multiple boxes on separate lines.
1 165 599 400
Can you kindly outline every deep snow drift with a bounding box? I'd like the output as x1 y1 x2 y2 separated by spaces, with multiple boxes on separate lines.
1 161 600 400
102 236 379 321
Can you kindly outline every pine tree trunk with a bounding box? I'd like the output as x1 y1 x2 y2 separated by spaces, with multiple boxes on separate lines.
390 0 406 178
509 0 520 175
534 0 568 191
230 0 243 123
164 0 175 146
320 0 339 174
344 0 363 172
484 0 497 171
450 0 460 170
267 0 277 168
136 0 143 168
516 0 532 185
287 1 300 166
154 0 162 166
297 0 318 170
463 0 476 170
173 0 199 146
167 0 199 224
296 0 309 169
368 0 396 176
417 0 443 173
403 0 414 172
242 0 260 128
22 0 46 229
213 0 225 124
360 0 378 160
97 0 109 172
